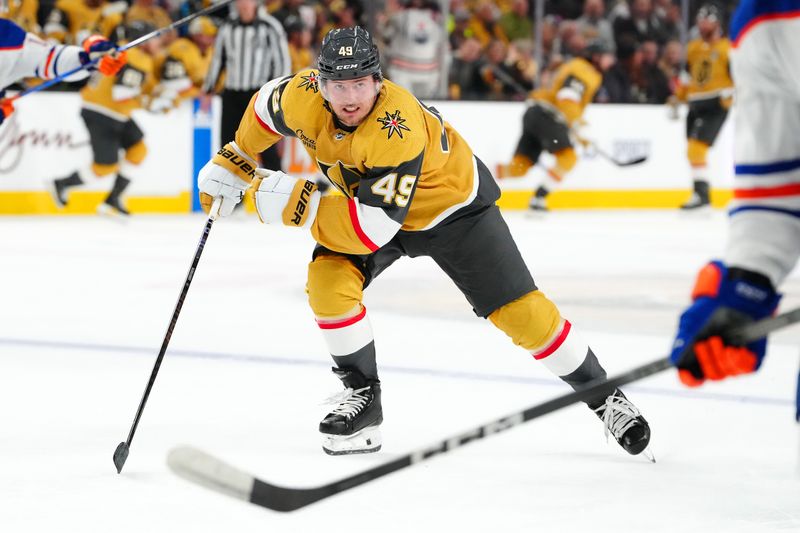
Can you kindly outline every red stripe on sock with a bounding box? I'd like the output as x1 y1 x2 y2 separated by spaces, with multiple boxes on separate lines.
533 320 571 360
316 306 367 330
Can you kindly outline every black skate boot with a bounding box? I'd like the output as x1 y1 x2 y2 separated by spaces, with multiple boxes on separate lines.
528 186 549 213
591 389 652 458
680 181 710 210
319 366 383 455
50 171 83 207
97 175 131 216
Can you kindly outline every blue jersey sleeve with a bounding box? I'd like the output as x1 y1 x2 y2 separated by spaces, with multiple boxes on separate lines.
0 20 26 50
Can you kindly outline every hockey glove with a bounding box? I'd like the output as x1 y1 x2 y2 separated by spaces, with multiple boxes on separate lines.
0 98 13 125
252 168 320 228
671 261 780 387
197 142 256 216
81 35 127 76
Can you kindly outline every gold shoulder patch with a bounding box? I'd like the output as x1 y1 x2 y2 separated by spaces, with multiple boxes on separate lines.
376 109 411 140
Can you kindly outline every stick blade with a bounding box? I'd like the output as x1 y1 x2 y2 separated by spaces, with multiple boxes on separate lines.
167 446 255 503
619 156 648 167
113 442 129 474
167 446 324 512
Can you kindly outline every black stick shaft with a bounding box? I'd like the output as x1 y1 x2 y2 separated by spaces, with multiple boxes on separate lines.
246 307 800 510
123 207 219 451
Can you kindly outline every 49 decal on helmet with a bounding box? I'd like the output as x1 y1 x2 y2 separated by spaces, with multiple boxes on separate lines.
317 26 382 82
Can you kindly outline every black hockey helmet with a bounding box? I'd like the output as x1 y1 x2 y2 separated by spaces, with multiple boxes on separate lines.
317 26 382 82
126 20 157 43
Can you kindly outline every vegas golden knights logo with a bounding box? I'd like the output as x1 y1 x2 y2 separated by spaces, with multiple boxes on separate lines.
377 110 410 140
298 71 319 93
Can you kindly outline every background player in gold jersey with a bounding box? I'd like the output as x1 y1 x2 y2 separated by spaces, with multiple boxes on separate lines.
497 41 615 212
671 3 733 210
197 27 652 458
155 16 217 103
50 21 165 216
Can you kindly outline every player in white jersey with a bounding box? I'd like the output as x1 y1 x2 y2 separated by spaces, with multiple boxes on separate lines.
670 0 800 424
0 19 126 125
382 0 445 99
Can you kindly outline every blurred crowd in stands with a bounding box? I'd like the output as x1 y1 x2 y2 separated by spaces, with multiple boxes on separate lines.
2 0 737 104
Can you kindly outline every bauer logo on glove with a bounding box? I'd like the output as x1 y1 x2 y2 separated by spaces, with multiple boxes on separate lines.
252 168 320 228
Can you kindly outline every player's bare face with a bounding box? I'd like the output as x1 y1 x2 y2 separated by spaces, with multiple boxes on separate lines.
698 18 718 40
324 76 380 127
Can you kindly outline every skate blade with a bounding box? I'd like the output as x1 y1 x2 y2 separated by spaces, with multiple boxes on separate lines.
322 426 382 456
641 447 656 463
678 205 712 217
96 203 130 222
525 208 548 219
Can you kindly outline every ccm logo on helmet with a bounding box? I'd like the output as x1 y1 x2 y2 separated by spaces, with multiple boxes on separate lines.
335 64 359 70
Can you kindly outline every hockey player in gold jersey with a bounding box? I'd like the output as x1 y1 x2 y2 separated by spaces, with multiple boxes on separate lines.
497 41 613 211
50 21 164 215
672 3 733 209
155 16 216 103
198 27 652 457
44 0 126 44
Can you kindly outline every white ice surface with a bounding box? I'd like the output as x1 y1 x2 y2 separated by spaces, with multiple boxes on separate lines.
0 210 798 532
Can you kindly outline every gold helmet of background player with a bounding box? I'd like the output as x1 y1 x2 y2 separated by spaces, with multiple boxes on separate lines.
188 16 217 37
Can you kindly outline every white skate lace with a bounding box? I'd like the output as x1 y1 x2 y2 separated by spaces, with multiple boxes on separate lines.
594 394 642 442
322 386 371 419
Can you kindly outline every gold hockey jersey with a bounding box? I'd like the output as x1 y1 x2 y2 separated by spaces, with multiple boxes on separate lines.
680 37 733 103
529 57 601 125
44 0 118 44
81 47 156 119
234 69 492 255
3 0 40 32
155 37 212 100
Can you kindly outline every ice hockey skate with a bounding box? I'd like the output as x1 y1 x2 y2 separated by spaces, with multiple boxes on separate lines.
680 192 710 210
592 389 653 461
680 181 710 211
97 197 131 217
319 367 383 455
49 172 82 208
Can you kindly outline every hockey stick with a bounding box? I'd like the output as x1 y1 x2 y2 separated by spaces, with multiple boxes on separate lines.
113 198 221 474
8 0 234 102
166 306 800 511
575 135 648 167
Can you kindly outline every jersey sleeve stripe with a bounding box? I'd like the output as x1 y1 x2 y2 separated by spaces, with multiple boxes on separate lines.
43 47 56 78
735 157 800 175
347 198 380 252
253 107 278 135
729 205 800 218
734 183 800 199
52 46 66 77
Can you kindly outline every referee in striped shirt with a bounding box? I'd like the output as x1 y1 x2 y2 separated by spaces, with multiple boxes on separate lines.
202 0 291 170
